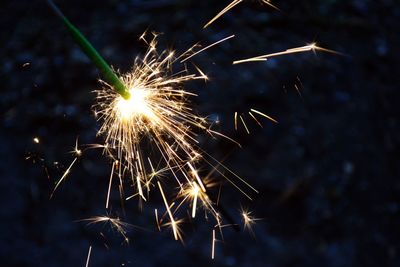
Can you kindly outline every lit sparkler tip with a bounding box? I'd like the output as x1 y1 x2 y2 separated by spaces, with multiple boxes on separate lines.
33 137 40 144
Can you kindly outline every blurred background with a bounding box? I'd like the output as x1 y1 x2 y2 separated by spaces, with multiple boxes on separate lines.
1 0 399 266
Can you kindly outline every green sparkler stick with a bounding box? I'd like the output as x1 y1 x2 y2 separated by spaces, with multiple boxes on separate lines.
47 0 130 99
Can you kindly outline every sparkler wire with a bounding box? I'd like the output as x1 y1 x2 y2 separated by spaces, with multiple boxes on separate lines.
46 0 130 99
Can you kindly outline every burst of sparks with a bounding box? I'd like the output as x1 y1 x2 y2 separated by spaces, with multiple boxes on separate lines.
204 0 279 29
94 34 209 203
92 33 257 240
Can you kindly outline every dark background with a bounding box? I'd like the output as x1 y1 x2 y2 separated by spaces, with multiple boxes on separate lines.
1 0 399 266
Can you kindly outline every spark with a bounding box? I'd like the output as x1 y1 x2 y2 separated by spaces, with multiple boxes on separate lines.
234 112 238 130
72 137 82 156
82 215 132 243
204 0 279 29
85 246 92 267
177 178 218 219
155 208 161 231
180 35 235 63
233 43 341 64
51 137 82 197
250 108 278 124
191 183 199 218
211 229 216 259
241 209 262 235
234 109 277 133
248 111 263 127
294 76 304 98
33 137 40 144
187 162 206 192
105 161 116 209
239 114 250 134
51 157 77 197
158 181 180 240
193 64 209 81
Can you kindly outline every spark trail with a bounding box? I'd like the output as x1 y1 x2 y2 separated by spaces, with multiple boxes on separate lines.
233 43 341 64
204 0 279 29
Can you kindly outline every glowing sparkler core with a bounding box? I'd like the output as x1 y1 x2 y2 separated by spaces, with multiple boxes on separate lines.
116 87 154 121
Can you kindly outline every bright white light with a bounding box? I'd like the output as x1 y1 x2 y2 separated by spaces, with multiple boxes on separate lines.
116 87 153 120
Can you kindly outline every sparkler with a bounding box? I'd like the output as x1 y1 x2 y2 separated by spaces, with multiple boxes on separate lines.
44 0 340 261
48 0 255 245
90 31 265 246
